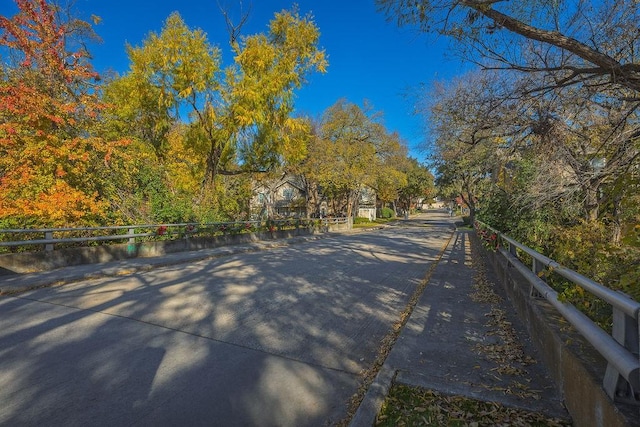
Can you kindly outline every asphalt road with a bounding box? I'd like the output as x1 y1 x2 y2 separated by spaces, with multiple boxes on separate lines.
0 212 454 427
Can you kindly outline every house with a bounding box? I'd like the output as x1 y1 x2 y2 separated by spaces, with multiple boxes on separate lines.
357 186 377 221
250 173 377 219
251 175 307 219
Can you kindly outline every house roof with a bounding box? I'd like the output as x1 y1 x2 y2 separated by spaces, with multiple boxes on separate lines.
253 173 306 193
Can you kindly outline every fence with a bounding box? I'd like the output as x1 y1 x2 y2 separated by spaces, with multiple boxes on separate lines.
0 218 349 253
475 220 639 406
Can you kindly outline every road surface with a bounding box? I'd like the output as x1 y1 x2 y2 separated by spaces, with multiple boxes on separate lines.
0 212 454 426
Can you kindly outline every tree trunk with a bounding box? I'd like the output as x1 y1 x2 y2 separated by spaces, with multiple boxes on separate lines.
584 186 599 221
611 194 622 246
459 192 476 224
460 176 477 224
303 177 316 218
346 190 354 218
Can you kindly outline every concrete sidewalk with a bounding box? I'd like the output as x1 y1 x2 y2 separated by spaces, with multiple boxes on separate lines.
351 228 571 425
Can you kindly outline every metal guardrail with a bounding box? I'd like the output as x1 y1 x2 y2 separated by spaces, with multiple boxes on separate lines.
0 218 349 252
475 220 640 405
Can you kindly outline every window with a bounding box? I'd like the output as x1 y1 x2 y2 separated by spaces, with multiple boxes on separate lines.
283 188 294 200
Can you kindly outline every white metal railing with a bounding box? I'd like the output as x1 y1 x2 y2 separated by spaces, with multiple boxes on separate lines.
475 220 640 405
0 218 349 252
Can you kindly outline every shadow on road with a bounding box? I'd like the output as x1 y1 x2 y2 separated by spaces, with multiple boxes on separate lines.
0 213 454 426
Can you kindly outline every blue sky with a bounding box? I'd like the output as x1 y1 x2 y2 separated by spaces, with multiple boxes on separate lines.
3 0 469 161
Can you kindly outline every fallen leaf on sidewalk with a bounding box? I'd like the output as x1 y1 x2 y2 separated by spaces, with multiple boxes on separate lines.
376 385 572 426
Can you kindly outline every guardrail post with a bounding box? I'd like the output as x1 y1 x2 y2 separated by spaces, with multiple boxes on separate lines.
507 241 518 274
184 225 191 251
45 231 53 252
603 292 640 404
531 258 545 299
127 228 135 255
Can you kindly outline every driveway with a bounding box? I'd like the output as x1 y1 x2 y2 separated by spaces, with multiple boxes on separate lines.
0 212 454 426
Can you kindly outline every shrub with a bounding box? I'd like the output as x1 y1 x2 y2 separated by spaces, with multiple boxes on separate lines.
380 207 395 219
354 217 371 224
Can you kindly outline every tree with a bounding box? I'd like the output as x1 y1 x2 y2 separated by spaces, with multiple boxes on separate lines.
382 0 640 228
507 85 640 243
425 72 519 223
303 100 405 218
377 0 640 98
277 117 321 218
398 158 435 210
0 0 129 227
371 131 409 212
108 8 327 193
402 1 640 307
432 141 496 223
104 12 219 160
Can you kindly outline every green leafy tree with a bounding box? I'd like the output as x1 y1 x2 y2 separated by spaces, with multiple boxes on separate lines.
398 158 435 210
305 100 402 218
372 132 409 211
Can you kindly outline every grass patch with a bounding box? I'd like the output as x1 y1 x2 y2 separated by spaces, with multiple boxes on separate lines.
353 222 384 229
353 218 394 228
377 385 571 426
373 218 394 224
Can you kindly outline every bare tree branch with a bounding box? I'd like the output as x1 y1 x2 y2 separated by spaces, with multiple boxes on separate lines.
217 1 252 50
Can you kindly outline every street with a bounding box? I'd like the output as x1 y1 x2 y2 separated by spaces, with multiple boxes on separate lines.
0 212 454 426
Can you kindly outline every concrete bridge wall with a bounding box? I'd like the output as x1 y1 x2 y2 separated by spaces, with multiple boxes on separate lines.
0 222 350 275
482 239 638 427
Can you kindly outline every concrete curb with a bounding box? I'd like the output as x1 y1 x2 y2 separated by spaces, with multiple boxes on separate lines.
349 365 397 427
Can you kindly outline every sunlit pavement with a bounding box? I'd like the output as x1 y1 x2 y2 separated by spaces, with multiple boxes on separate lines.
0 211 454 426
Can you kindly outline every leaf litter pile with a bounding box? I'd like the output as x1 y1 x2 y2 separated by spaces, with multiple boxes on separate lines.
468 254 540 399
376 385 570 427
376 233 572 426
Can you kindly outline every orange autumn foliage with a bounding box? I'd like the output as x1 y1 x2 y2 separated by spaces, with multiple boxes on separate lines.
0 0 127 227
